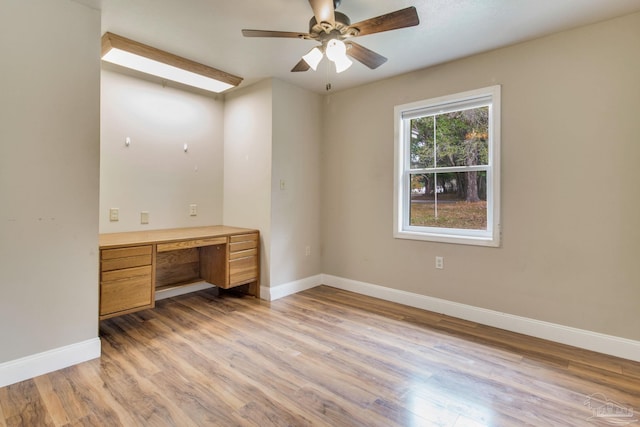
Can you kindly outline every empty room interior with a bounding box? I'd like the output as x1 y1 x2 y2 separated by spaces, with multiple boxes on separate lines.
1 0 640 425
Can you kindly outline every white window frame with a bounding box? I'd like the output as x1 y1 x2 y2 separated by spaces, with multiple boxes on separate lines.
393 85 501 247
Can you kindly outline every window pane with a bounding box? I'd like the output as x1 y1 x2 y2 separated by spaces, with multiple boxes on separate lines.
409 173 435 225
409 117 434 169
410 172 487 230
435 107 489 168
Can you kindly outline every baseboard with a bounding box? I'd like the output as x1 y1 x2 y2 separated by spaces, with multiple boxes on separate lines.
321 274 640 362
263 275 323 301
0 338 101 388
155 281 216 301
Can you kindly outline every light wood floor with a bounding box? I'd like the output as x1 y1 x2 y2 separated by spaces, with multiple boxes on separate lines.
1 285 639 426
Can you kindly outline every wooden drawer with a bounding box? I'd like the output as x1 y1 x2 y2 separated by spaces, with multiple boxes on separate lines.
229 233 258 244
228 255 258 287
101 245 152 272
229 248 258 260
100 275 153 316
101 245 151 260
157 237 227 252
101 265 152 282
229 233 259 253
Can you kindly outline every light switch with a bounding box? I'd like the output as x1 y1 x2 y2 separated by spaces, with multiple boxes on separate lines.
141 211 149 224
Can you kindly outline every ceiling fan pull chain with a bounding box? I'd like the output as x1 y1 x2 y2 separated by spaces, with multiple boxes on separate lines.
325 59 332 91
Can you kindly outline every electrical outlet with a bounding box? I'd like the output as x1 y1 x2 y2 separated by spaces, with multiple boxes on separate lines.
189 204 197 216
435 256 444 269
109 208 119 222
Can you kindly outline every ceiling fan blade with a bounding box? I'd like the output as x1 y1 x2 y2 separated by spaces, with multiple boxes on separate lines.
346 42 387 69
308 0 335 26
291 59 311 72
242 29 309 39
348 6 419 37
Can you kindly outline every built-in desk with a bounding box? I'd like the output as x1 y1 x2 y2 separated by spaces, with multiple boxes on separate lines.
99 226 260 320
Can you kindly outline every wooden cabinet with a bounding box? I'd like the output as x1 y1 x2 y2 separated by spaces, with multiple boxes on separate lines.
99 226 260 320
229 233 259 287
200 232 260 295
100 245 154 319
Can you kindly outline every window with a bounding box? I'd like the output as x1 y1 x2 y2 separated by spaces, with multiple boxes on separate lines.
394 86 501 246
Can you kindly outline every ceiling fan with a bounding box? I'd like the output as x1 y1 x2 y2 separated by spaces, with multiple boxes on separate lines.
242 0 420 73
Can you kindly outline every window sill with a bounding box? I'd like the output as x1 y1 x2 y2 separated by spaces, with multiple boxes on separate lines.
394 229 500 247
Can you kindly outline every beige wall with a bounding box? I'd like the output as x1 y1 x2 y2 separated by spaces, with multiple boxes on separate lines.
321 13 640 340
0 0 100 362
223 78 324 290
100 70 225 233
271 79 323 286
223 80 274 287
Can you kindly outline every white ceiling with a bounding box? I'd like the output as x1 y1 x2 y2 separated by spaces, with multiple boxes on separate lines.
93 0 640 94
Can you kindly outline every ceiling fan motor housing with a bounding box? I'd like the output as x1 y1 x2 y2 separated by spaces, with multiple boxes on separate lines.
308 11 359 41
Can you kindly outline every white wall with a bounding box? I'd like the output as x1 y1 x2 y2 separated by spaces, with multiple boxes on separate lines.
0 0 100 363
100 70 225 232
270 79 323 287
223 80 274 287
321 12 640 341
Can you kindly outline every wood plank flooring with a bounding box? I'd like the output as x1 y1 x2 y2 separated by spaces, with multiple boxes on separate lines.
1 285 639 426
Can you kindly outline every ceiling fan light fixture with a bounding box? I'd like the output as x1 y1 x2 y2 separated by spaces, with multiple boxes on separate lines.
333 55 353 73
302 47 323 71
325 38 346 62
325 39 352 73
